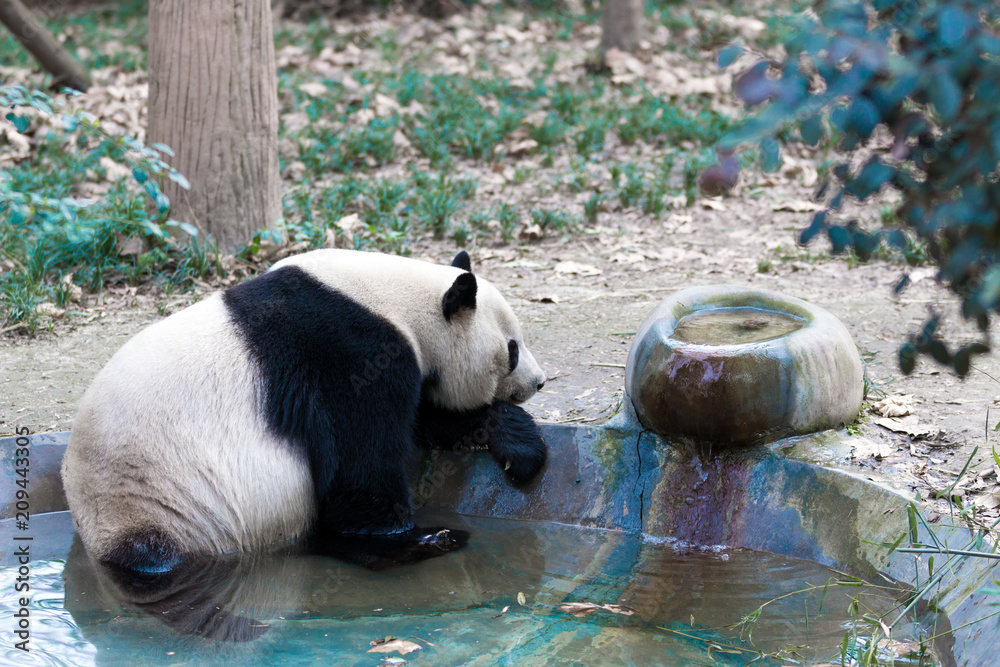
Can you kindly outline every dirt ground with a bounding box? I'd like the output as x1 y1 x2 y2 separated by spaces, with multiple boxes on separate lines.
3 181 999 524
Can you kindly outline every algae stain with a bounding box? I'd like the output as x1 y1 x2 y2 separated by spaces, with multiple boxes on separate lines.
777 463 869 574
588 429 631 495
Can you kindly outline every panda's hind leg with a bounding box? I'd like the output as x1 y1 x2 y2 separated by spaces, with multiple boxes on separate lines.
313 446 470 569
99 527 183 575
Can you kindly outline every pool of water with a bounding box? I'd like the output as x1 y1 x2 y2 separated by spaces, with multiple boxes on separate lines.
671 307 805 346
0 510 939 666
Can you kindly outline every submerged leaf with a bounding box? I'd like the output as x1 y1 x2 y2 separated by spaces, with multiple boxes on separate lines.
558 602 601 617
368 639 422 655
557 602 637 618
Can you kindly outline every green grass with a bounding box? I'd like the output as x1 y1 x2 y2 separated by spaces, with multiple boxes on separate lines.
530 207 579 233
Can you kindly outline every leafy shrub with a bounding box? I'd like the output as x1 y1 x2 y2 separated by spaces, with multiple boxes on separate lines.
718 0 1000 376
0 86 201 333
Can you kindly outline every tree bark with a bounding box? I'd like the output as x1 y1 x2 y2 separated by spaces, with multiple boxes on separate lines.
0 0 91 91
148 0 280 252
601 0 643 55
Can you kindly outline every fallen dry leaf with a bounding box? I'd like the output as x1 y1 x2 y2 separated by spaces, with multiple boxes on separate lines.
115 233 147 257
35 302 65 318
973 489 1000 510
518 224 544 242
771 199 824 212
871 395 914 418
717 14 767 39
877 638 927 658
852 438 893 461
603 47 645 79
368 639 422 655
609 252 645 264
872 415 934 439
908 267 937 283
553 261 602 277
335 213 361 233
281 160 306 181
297 82 327 98
699 198 726 211
508 138 538 156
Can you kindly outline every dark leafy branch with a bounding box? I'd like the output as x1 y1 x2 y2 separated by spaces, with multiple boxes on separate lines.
715 0 1000 376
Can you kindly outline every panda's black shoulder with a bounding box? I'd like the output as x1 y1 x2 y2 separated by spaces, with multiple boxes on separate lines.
221 264 422 449
222 264 349 330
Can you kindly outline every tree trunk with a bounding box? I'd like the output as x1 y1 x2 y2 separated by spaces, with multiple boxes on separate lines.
148 0 280 252
601 0 643 55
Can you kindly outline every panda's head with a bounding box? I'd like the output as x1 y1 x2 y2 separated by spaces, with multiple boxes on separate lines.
426 251 546 411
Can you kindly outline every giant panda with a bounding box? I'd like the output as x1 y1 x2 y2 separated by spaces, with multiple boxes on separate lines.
61 249 547 574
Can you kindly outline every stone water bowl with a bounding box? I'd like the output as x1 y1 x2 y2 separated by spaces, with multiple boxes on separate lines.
625 285 864 444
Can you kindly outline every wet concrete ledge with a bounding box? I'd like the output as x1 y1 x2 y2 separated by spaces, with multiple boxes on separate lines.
1 425 997 665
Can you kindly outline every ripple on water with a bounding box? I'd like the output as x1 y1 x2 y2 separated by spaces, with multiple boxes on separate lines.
0 560 97 667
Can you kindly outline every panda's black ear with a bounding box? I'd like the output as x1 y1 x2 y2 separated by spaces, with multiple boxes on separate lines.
442 272 477 322
451 251 472 272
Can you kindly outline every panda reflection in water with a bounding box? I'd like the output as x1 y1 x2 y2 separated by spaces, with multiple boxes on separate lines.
61 249 547 575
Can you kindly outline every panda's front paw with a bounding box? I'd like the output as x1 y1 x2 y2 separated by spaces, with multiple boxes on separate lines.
486 402 547 486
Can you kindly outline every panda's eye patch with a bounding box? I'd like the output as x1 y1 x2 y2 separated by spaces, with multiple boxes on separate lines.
507 340 519 373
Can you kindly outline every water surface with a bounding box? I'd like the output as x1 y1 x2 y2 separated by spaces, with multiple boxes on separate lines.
0 511 939 666
672 307 805 346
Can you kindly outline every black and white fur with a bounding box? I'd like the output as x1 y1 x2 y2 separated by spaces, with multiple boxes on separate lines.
62 249 546 573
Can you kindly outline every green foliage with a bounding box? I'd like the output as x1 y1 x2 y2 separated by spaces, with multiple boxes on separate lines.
0 86 202 332
719 0 1000 376
411 170 477 239
616 94 732 147
583 191 603 224
495 202 522 241
618 164 647 208
530 207 578 232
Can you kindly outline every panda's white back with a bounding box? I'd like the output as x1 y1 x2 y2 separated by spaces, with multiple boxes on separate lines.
63 294 315 557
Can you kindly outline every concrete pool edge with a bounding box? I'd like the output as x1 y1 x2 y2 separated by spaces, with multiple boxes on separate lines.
2 427 997 664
